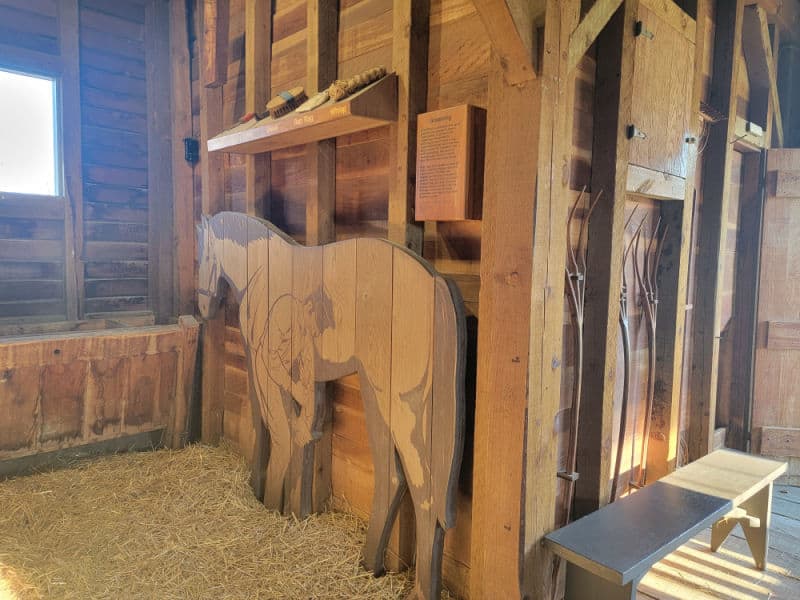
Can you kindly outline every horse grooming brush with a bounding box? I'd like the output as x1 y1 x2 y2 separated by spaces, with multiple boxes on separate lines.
327 66 387 102
295 90 330 113
266 87 307 118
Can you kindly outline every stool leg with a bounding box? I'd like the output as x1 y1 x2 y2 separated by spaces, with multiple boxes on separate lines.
740 483 772 570
565 563 638 600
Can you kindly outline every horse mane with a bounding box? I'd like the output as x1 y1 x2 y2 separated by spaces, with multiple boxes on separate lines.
206 211 298 249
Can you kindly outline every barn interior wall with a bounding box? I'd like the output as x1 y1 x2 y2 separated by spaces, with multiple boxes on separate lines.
0 0 174 324
1 0 798 598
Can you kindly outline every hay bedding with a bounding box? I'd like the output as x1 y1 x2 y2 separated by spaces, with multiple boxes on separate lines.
0 444 449 599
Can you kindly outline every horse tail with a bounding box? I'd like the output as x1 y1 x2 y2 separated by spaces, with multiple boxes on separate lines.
431 276 467 530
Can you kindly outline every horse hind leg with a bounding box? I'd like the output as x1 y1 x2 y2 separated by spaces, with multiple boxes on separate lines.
410 508 445 600
363 448 408 576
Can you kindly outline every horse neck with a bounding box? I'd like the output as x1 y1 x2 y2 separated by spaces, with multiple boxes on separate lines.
217 237 249 302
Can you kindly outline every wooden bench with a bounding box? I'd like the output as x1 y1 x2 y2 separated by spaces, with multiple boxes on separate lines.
544 449 787 600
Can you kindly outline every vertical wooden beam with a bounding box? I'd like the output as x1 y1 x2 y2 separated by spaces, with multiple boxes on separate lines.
203 0 229 88
388 0 429 253
146 0 175 324
242 0 273 503
200 2 226 444
59 0 84 321
521 2 581 599
645 0 708 482
688 0 745 462
245 0 272 220
305 0 338 246
171 0 197 316
725 152 764 450
469 4 569 595
386 0 430 568
575 0 638 516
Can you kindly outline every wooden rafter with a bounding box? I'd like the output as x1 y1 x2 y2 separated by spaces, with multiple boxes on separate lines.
742 5 784 147
567 0 624 73
473 0 545 84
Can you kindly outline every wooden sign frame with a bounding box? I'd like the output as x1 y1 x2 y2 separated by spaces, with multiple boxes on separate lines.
414 104 485 221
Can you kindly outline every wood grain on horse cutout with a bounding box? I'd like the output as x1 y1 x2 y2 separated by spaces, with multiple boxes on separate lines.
197 212 466 600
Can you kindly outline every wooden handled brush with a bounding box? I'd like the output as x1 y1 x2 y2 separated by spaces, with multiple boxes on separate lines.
265 87 307 118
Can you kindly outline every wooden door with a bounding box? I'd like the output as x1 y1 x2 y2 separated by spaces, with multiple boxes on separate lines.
628 2 695 179
752 149 800 484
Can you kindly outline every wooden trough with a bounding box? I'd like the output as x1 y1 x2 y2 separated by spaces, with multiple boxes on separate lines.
0 316 199 477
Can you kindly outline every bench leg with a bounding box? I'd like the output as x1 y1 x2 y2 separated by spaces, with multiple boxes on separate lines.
710 517 738 552
740 483 772 570
565 562 639 600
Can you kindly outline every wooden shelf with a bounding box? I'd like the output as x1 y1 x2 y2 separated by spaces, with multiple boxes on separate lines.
208 74 397 154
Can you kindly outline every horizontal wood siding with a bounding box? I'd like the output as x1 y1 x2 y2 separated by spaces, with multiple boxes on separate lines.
79 0 150 316
0 0 170 323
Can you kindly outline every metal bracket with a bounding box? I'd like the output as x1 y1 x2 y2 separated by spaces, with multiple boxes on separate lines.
634 20 655 39
184 137 200 165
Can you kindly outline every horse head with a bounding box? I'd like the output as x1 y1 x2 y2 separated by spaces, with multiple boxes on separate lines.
196 214 224 319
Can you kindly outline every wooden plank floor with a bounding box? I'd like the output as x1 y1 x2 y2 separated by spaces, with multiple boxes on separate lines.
639 485 800 599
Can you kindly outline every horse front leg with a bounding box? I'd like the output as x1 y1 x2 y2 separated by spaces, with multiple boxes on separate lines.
263 397 292 513
283 359 319 518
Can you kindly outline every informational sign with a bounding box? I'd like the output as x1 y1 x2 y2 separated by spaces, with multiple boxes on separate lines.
415 105 485 221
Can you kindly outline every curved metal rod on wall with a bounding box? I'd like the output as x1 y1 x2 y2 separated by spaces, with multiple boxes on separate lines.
558 187 601 526
610 210 644 503
631 218 669 489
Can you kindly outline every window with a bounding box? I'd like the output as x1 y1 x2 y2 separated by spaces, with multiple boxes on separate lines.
0 68 58 196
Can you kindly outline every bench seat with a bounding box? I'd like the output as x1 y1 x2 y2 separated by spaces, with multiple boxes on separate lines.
544 450 786 599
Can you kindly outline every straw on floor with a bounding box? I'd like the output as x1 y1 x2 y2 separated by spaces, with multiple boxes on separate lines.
0 443 444 599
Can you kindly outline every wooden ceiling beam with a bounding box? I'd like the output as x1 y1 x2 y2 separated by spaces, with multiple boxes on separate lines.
567 0 624 73
473 0 545 84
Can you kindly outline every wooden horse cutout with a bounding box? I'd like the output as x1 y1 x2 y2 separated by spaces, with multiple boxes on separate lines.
197 212 466 599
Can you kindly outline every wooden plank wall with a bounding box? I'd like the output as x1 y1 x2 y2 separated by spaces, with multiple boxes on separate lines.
0 0 174 323
0 1 66 321
202 0 488 595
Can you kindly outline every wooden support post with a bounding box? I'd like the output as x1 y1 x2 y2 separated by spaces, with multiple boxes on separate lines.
59 0 84 321
388 0 429 254
171 0 196 317
305 0 337 246
203 0 230 88
725 152 764 451
473 0 544 84
241 0 274 503
470 54 539 600
200 5 227 445
522 2 582 600
688 0 745 462
245 0 272 220
645 0 709 482
146 0 175 324
304 0 337 512
575 0 637 517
